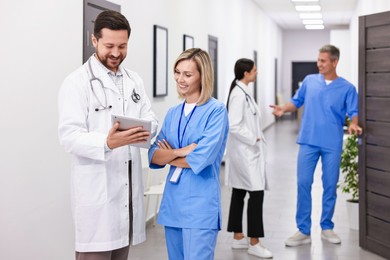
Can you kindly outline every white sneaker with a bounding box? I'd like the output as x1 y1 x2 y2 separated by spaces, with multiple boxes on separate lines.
231 237 248 249
285 231 311 247
321 229 341 244
248 243 273 258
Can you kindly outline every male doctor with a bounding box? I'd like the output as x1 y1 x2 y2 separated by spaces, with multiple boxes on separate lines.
58 10 157 260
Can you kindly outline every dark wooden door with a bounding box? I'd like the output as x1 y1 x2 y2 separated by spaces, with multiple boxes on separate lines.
359 10 390 259
253 50 258 103
292 62 318 97
208 35 218 99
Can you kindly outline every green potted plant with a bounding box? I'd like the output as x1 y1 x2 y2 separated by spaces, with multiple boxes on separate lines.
339 134 359 202
338 134 359 229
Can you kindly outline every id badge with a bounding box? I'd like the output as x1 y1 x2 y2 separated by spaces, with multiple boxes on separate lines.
170 167 183 183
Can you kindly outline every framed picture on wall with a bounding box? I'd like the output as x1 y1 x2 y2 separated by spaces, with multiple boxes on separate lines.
253 50 258 103
183 34 194 51
153 25 168 97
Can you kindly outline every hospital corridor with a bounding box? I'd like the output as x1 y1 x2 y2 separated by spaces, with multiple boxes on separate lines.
2 0 390 259
130 119 387 260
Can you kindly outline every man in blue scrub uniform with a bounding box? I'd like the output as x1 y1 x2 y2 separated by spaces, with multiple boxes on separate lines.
270 44 362 246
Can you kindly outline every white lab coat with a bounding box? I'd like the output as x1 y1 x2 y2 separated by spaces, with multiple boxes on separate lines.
58 55 158 252
225 80 268 191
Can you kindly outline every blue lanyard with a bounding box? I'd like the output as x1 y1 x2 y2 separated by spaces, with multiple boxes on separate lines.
177 102 197 148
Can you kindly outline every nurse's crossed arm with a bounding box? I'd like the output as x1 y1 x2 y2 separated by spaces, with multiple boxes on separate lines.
151 139 197 167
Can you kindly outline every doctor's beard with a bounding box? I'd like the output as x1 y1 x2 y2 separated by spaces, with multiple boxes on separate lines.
95 51 126 73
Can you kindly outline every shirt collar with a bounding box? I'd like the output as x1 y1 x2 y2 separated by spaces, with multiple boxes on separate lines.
92 54 123 77
236 79 249 90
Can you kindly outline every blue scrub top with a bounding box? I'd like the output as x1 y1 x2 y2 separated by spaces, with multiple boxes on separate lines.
291 74 358 152
148 98 229 230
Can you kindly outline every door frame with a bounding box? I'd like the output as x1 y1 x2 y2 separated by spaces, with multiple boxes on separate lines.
83 0 120 63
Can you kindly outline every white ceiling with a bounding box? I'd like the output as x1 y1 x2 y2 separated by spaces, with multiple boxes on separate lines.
252 0 358 30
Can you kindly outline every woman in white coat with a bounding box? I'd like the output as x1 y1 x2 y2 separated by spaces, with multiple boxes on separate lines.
225 58 272 259
58 11 157 260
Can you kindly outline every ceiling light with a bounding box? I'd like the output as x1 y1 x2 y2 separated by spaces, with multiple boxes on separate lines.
305 24 325 30
291 0 319 2
295 5 321 12
302 19 324 25
299 13 322 19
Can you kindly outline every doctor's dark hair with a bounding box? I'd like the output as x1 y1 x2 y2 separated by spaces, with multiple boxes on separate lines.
226 58 255 111
173 48 214 105
93 10 131 40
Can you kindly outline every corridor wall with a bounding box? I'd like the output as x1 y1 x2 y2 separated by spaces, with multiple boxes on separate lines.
0 0 282 259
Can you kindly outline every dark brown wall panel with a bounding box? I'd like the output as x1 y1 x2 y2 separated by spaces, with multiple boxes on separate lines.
366 11 390 27
366 239 390 260
366 121 390 147
367 216 390 247
366 48 390 73
366 73 390 97
367 24 390 49
367 192 390 221
367 168 390 197
366 145 390 172
360 10 390 258
366 97 390 122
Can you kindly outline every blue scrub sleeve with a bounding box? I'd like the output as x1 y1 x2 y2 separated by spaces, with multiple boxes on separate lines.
290 78 307 109
148 113 169 169
346 87 359 120
186 104 229 175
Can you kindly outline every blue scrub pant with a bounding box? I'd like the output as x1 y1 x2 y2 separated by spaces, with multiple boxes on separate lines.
296 144 342 235
164 226 218 260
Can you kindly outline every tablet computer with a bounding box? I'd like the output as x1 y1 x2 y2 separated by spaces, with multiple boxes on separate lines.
111 114 152 148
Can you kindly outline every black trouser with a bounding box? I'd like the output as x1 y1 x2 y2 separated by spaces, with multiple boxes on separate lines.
227 188 264 238
128 160 133 243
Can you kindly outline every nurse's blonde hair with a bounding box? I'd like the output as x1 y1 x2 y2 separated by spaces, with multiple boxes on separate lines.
173 48 214 105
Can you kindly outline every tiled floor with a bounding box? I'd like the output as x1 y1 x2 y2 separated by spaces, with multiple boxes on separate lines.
130 119 387 260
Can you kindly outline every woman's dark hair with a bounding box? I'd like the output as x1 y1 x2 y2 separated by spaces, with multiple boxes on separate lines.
94 10 131 40
226 58 255 111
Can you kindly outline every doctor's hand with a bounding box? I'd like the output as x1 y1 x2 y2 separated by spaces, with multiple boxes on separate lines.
348 122 363 136
106 122 150 149
269 105 284 117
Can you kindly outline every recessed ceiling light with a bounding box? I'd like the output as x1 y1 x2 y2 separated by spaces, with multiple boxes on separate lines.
291 0 319 2
295 5 321 12
299 13 322 19
302 19 324 25
305 24 325 30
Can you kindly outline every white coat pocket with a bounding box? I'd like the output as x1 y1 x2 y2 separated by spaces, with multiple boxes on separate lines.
74 164 108 205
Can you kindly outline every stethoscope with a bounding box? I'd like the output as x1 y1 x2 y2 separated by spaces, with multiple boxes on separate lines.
236 85 257 115
88 58 141 112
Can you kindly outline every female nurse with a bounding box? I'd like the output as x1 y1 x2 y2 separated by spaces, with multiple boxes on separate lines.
148 48 229 260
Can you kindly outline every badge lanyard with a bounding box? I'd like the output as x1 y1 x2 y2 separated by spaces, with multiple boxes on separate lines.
177 102 197 148
171 102 197 183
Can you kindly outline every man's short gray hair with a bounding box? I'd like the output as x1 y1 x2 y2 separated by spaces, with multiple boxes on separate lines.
319 44 340 61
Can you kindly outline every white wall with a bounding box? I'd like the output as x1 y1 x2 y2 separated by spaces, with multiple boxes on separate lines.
349 0 390 87
0 1 80 259
330 30 352 82
124 0 281 129
0 0 281 259
280 30 330 102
